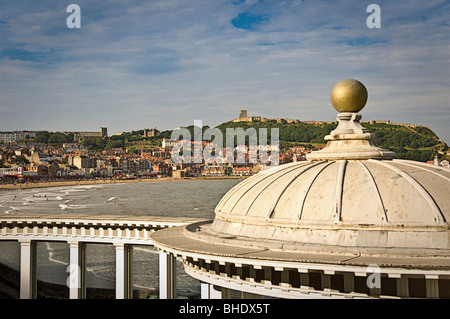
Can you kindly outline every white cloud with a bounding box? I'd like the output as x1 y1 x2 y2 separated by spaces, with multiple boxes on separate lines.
0 0 449 144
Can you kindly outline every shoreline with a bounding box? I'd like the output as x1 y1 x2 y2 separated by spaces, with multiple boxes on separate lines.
0 176 248 191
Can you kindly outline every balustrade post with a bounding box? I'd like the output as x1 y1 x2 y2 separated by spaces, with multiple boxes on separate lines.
68 241 86 299
19 239 36 299
159 251 177 299
114 243 133 299
397 275 409 297
201 283 223 299
425 276 439 298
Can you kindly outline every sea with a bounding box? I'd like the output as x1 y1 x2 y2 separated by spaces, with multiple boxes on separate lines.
0 179 242 298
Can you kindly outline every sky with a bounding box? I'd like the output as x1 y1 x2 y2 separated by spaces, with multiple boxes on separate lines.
0 0 449 144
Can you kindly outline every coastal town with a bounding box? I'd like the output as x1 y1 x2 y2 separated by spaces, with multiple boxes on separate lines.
0 126 319 184
1 109 449 185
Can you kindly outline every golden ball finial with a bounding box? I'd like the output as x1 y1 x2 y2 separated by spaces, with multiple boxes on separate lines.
330 79 368 113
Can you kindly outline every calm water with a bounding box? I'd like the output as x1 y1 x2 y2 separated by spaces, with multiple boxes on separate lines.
0 179 242 298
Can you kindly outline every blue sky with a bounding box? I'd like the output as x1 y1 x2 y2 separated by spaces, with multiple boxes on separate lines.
0 0 449 144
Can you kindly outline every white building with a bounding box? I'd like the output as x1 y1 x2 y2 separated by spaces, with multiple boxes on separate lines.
0 131 37 143
162 138 178 149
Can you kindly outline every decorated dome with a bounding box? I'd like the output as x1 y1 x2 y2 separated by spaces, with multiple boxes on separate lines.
198 79 450 257
207 158 449 255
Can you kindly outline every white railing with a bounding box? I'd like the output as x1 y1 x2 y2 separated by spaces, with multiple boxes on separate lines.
0 213 206 299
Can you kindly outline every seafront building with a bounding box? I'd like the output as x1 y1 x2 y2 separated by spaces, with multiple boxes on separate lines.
0 131 37 144
151 79 450 299
1 120 448 182
1 139 312 181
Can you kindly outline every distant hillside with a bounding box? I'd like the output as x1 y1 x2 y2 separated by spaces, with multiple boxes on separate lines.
113 119 447 163
213 120 447 163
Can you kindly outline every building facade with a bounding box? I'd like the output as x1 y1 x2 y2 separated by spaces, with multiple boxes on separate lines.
0 131 37 143
73 127 108 143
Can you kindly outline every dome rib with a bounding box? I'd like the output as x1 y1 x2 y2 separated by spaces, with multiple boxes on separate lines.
216 162 306 213
264 161 328 219
332 160 347 223
393 159 450 182
358 161 388 223
223 162 314 216
297 161 335 220
244 161 326 217
371 159 446 224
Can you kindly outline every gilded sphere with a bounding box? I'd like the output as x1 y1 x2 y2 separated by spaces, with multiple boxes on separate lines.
330 79 368 113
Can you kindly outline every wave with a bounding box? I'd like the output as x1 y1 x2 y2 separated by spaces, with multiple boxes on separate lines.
3 205 34 213
133 246 158 254
23 195 65 203
46 242 69 266
59 204 88 210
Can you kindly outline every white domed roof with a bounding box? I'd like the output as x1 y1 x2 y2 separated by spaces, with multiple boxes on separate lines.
207 158 449 255
202 79 450 257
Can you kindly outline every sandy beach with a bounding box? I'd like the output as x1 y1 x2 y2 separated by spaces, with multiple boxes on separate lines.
0 176 246 191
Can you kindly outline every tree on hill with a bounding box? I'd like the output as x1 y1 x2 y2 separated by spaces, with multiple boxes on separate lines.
214 121 443 162
34 131 73 144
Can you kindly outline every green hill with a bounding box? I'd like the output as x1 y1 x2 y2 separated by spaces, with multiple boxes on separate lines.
213 120 447 163
106 119 447 163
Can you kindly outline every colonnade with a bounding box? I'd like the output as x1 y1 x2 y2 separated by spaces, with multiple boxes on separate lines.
0 214 206 299
15 238 178 299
